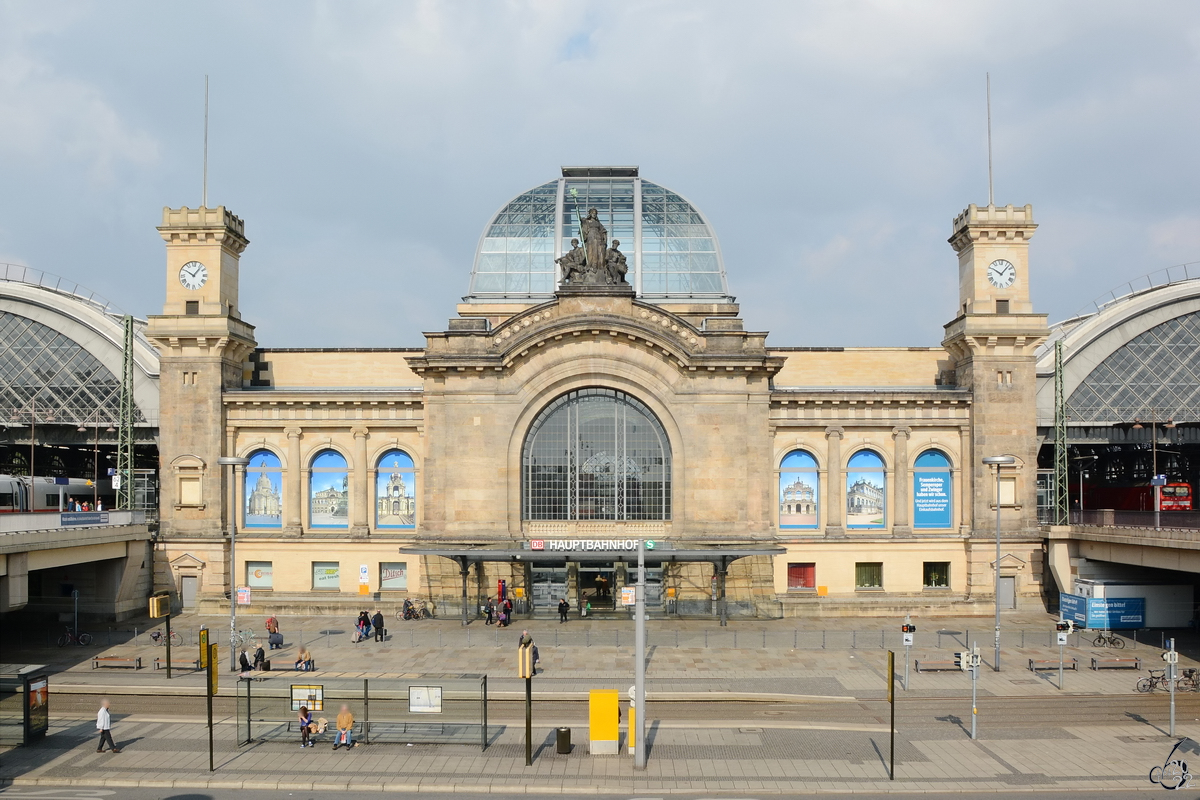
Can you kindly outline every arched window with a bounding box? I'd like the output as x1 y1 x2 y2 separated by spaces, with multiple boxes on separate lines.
913 449 953 529
244 449 282 528
376 449 416 529
309 449 348 528
522 388 671 520
779 450 819 528
846 450 886 529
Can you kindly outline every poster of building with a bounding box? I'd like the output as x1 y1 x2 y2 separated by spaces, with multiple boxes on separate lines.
778 474 818 527
310 474 349 527
25 675 48 743
245 451 283 528
376 450 416 528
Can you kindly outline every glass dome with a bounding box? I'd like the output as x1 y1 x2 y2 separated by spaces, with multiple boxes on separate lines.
467 167 731 302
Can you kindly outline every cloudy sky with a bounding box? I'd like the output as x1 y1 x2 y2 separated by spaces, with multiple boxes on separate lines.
1 1 1197 348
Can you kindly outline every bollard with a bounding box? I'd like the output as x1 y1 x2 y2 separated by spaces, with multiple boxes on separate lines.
1133 629 1138 650
822 630 826 649
764 629 767 649
587 629 591 647
554 629 558 647
134 627 139 644
1021 629 1025 648
881 629 885 649
616 630 620 648
794 629 798 649
734 630 738 649
411 629 415 648
704 629 708 648
108 627 112 646
852 630 856 649
467 627 471 647
439 630 443 648
326 630 331 648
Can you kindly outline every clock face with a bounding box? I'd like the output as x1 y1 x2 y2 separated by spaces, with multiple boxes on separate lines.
987 259 1016 289
178 261 208 291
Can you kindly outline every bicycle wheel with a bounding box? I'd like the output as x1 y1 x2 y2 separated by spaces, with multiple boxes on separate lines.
1137 677 1153 693
1110 636 1125 650
396 610 405 622
1093 635 1108 648
170 632 183 646
78 632 92 646
56 634 68 647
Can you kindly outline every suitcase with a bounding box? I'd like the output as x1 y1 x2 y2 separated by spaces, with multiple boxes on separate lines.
262 660 271 671
269 632 283 647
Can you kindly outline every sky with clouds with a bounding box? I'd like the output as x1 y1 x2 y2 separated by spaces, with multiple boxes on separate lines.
1 1 1197 348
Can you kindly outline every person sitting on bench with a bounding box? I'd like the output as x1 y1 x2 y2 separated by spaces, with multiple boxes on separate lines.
332 704 355 750
294 647 314 671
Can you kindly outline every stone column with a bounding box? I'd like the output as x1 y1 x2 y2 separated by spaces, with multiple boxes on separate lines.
824 426 844 538
892 426 912 537
351 427 369 537
285 427 302 535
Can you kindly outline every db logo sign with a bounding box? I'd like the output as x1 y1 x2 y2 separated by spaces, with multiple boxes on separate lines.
530 540 545 550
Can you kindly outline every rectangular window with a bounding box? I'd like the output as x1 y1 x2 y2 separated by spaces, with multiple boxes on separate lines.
923 562 950 589
998 476 1017 506
787 563 816 591
178 475 201 506
246 561 273 589
312 561 340 591
185 301 199 315
855 562 883 590
379 562 408 591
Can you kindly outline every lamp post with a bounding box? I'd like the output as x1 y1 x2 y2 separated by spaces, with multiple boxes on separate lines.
983 455 1016 671
1071 454 1099 522
77 412 116 508
218 456 250 671
1131 413 1175 531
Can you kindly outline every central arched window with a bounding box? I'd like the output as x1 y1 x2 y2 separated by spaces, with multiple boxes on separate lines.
523 388 671 520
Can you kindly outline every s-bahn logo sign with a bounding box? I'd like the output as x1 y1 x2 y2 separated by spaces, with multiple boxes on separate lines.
529 539 640 552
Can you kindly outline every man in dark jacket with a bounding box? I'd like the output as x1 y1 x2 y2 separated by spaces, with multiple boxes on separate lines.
371 611 385 642
558 598 570 623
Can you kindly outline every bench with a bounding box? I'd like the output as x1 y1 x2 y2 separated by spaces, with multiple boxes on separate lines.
153 657 200 671
915 660 960 673
92 656 141 670
1092 656 1142 671
286 720 363 741
1029 658 1078 672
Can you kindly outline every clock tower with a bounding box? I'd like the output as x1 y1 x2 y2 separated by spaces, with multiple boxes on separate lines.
146 206 257 542
942 203 1048 536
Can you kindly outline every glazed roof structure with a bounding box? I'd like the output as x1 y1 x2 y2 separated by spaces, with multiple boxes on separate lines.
466 166 731 303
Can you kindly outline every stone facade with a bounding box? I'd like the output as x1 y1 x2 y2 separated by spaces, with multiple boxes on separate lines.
147 191 1049 619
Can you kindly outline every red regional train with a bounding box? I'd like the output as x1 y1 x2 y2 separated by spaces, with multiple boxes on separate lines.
1084 481 1193 512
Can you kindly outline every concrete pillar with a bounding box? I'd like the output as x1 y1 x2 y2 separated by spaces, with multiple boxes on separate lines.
285 427 302 533
892 426 912 537
352 427 369 535
1047 536 1075 596
1 552 29 613
824 426 844 537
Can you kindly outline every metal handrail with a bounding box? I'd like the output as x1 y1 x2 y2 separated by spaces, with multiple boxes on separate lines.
1055 260 1200 331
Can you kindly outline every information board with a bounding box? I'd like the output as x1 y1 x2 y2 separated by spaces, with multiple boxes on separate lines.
1059 592 1144 629
24 675 48 744
409 685 443 714
291 684 324 712
913 473 952 528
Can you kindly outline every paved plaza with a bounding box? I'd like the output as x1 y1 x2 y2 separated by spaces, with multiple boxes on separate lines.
3 610 1199 793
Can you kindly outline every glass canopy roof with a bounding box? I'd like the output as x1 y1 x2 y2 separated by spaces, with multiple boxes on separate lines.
467 167 731 302
1066 310 1200 423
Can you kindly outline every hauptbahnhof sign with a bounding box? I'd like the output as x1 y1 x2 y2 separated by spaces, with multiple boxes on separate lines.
530 539 647 552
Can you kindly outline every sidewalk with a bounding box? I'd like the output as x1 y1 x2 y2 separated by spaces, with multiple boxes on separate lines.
5 610 1188 701
0 713 1188 793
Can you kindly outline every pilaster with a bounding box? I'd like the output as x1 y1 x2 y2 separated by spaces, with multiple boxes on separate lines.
824 426 844 538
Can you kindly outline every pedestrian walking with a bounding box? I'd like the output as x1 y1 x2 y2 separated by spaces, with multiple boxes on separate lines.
484 598 495 625
558 597 569 623
96 699 121 753
372 610 385 642
332 704 355 750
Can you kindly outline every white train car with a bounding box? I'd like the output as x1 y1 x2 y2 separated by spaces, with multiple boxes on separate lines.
0 475 115 513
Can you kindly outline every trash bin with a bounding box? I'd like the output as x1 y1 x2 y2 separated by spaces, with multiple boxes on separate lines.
556 726 571 754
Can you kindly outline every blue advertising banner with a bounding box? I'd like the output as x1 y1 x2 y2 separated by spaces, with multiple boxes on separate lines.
60 512 109 527
1059 593 1087 626
913 472 952 528
1058 593 1144 629
1088 597 1145 629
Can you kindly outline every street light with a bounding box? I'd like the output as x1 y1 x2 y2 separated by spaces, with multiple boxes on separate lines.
1131 413 1175 530
218 456 251 672
983 455 1017 672
78 412 116 508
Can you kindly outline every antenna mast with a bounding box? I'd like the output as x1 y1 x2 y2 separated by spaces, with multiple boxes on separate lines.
202 75 209 208
984 73 993 208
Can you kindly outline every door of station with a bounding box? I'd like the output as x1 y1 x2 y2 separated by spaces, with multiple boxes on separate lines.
531 567 568 611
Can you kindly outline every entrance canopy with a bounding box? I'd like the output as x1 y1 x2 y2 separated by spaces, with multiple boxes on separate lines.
399 545 784 569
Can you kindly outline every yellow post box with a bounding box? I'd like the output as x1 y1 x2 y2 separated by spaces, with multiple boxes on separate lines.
588 689 619 755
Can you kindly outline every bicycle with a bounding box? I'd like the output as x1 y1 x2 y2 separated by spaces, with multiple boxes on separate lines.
57 626 93 647
1177 668 1200 693
1138 669 1172 693
150 629 182 647
397 599 434 621
230 629 259 648
1092 631 1125 649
